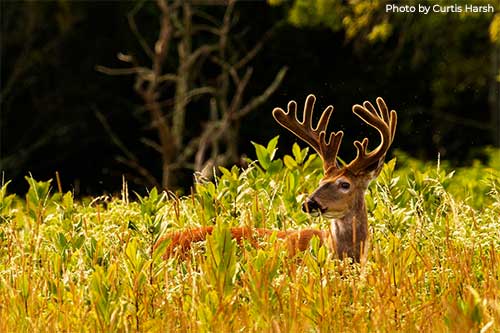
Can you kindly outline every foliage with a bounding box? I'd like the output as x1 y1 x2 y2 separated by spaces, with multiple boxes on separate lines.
490 13 500 43
281 0 496 44
275 0 499 152
0 139 499 332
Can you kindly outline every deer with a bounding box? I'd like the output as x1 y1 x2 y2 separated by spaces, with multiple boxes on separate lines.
155 94 397 262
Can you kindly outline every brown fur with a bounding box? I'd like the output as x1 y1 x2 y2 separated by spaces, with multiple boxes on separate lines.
155 227 327 259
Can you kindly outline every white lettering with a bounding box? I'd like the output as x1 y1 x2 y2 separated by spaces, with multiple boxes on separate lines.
385 3 494 15
418 4 430 15
465 4 495 13
433 4 462 13
386 4 416 13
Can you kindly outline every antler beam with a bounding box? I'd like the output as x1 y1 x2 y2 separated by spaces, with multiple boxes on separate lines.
272 94 343 173
346 97 397 175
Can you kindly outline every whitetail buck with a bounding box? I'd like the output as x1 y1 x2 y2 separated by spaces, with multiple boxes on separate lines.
156 94 397 261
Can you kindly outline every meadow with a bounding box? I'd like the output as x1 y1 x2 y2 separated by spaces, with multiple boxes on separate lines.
1 139 499 332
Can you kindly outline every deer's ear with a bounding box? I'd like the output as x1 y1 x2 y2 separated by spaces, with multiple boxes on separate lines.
368 163 384 180
353 158 384 180
367 158 384 174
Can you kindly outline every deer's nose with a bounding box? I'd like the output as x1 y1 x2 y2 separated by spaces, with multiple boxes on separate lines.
302 197 321 213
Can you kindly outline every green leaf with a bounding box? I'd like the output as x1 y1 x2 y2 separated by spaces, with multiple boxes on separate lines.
252 141 271 170
62 191 74 210
267 135 279 156
204 224 237 296
303 154 318 169
287 170 299 192
292 143 302 162
284 155 298 169
56 232 68 252
19 273 30 301
268 159 283 174
128 220 138 231
0 181 16 221
152 237 170 262
219 166 232 178
25 176 52 207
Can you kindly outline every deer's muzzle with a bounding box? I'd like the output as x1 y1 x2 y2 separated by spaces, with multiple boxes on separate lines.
302 197 325 215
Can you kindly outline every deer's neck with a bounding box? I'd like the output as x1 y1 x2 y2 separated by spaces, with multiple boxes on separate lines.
329 192 368 262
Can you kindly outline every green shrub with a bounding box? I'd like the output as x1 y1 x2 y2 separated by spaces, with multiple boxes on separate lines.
0 141 499 332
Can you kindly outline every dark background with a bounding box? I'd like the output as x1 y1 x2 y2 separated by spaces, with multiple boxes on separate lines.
1 1 498 195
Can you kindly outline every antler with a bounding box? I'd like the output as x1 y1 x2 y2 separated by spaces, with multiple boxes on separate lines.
346 97 397 175
272 94 344 173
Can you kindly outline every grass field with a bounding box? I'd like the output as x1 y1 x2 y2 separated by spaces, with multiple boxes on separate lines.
1 140 499 332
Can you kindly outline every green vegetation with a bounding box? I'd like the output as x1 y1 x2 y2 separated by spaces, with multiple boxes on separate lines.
1 140 499 332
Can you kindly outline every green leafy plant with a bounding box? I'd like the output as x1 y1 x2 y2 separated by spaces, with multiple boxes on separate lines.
0 139 499 332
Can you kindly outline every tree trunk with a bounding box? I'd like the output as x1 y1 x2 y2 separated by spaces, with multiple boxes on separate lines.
145 92 175 189
172 2 192 149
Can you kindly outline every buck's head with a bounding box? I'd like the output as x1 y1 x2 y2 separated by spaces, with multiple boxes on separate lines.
273 94 397 218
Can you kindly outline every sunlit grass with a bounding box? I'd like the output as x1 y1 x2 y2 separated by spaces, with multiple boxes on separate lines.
1 141 499 332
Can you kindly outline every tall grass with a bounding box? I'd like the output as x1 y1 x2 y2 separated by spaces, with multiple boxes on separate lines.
1 140 499 332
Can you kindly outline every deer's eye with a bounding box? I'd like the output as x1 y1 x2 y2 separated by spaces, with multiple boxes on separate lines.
340 182 350 189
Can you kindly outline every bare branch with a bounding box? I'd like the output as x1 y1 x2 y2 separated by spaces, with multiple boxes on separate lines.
140 138 162 153
184 44 219 70
133 75 147 96
117 52 135 63
127 1 154 59
186 86 217 102
95 65 151 77
228 65 242 86
157 73 178 83
174 135 203 168
97 108 161 187
95 110 137 162
194 121 224 171
152 0 173 79
234 25 278 70
237 66 288 118
219 0 234 53
228 67 253 115
209 55 241 86
1 33 66 102
116 156 160 188
191 24 220 36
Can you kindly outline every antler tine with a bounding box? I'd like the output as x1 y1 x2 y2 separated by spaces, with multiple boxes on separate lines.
346 97 397 175
272 94 343 172
319 130 344 173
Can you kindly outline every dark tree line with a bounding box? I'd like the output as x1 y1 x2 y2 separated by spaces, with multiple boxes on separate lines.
1 1 498 195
